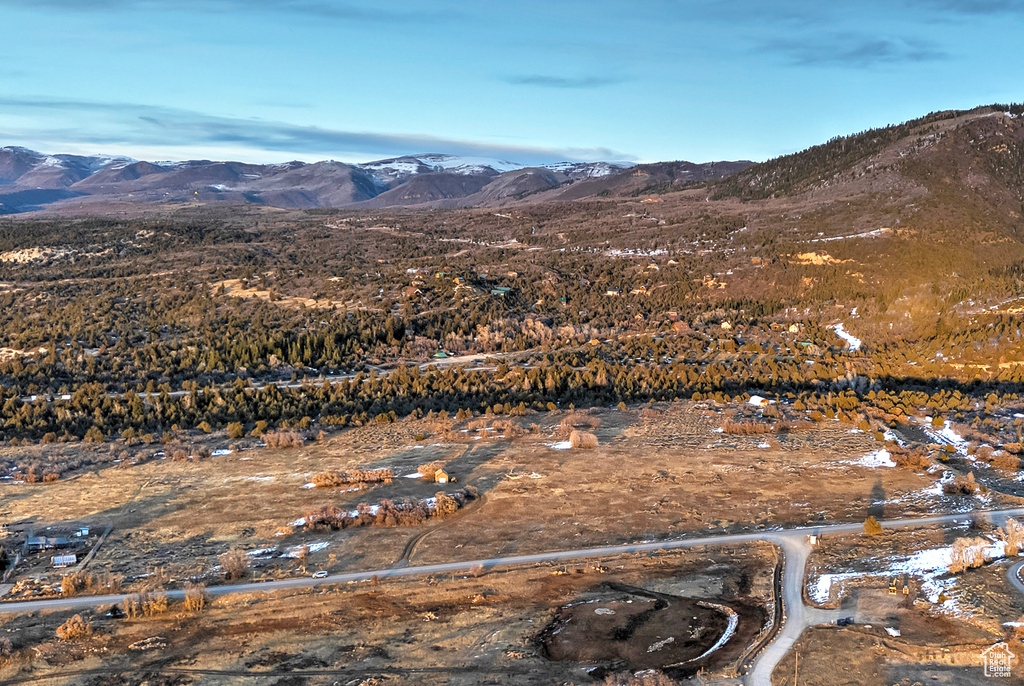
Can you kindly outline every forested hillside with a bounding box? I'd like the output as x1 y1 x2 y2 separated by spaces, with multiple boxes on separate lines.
3 105 1024 473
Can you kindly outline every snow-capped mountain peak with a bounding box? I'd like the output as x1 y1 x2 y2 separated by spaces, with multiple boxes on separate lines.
354 153 631 185
414 153 522 174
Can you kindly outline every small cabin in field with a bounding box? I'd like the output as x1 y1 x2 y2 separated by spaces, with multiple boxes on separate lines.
434 469 449 484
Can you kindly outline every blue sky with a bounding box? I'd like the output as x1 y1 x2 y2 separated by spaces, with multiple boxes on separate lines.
1 0 1022 164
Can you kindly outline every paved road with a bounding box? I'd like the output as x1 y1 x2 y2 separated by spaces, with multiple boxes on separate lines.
4 508 1022 686
1008 559 1024 596
745 534 842 686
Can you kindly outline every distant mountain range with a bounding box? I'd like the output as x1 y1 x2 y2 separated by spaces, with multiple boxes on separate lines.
0 147 753 214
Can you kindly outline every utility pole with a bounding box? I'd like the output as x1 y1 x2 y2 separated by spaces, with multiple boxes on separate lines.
795 650 799 686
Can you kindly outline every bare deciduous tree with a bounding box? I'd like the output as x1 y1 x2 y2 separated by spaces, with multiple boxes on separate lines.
1003 517 1024 556
219 549 249 581
294 544 309 573
263 430 305 449
949 536 989 573
183 583 207 613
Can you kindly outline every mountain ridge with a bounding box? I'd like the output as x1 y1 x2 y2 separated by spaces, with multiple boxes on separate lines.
0 146 752 214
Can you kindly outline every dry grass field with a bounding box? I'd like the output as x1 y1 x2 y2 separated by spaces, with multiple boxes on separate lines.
1 401 1021 683
0 544 775 685
1 402 1007 588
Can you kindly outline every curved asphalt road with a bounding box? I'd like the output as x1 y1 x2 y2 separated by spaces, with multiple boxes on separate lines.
1008 559 1024 597
4 508 1023 685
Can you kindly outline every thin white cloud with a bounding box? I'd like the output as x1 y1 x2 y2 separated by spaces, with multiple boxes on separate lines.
0 97 632 164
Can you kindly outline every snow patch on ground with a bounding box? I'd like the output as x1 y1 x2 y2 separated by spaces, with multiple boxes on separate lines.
883 429 903 445
606 248 668 257
810 539 1013 613
211 449 233 457
924 420 969 454
546 441 573 450
285 542 329 557
808 227 892 243
850 449 896 468
688 602 738 662
831 323 862 351
647 636 675 652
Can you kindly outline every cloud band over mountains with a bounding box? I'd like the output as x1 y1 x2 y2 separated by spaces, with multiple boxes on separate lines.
0 97 628 164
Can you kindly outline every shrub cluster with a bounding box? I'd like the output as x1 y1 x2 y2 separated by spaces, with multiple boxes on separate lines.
312 468 393 487
263 429 305 449
944 472 979 495
305 487 478 530
569 430 598 449
55 614 92 641
889 446 931 470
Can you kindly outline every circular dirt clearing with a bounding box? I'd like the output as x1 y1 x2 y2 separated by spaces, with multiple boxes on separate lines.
540 584 737 673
